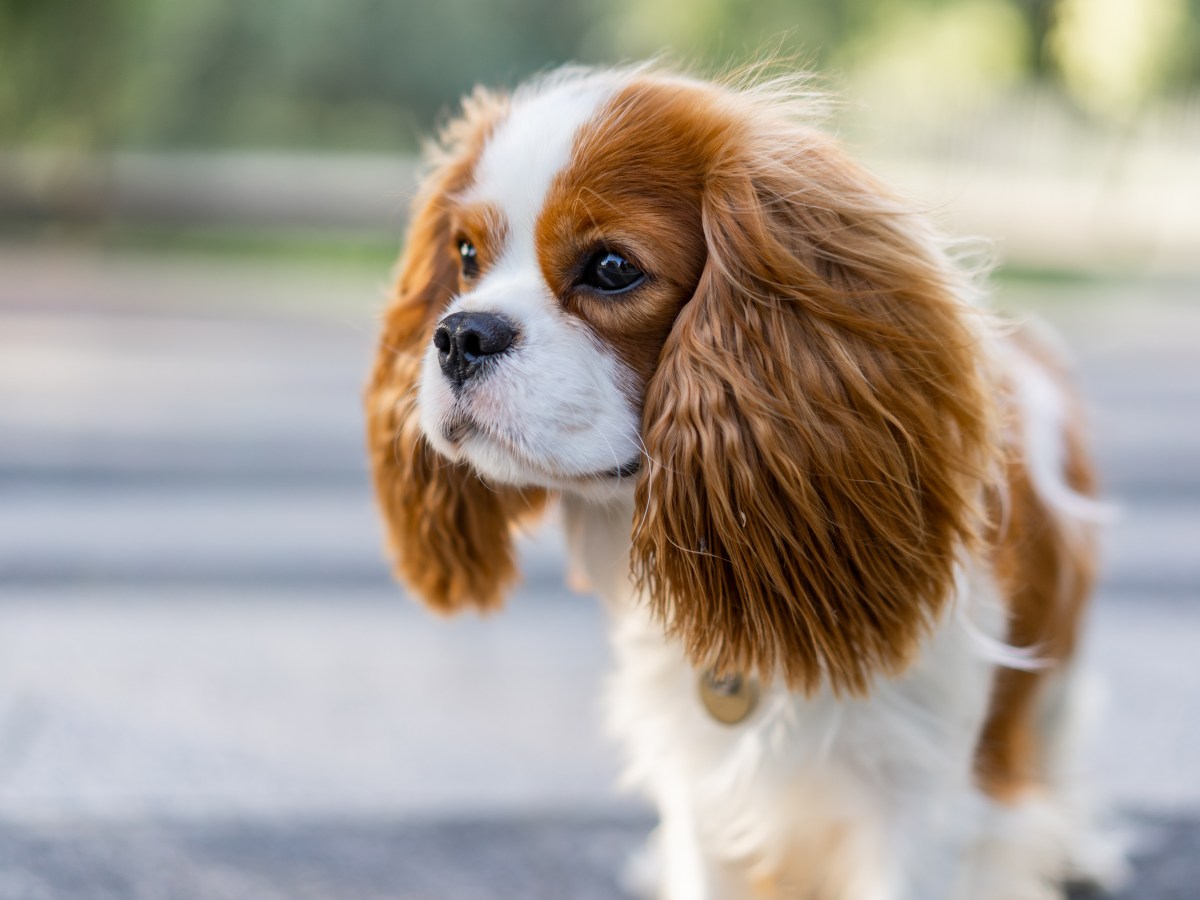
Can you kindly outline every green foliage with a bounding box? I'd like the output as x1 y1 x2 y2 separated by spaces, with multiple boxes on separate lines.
0 0 144 149
1 0 1196 151
1 0 607 150
1051 0 1194 117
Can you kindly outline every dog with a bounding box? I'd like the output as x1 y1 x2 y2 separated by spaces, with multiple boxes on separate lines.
365 65 1124 899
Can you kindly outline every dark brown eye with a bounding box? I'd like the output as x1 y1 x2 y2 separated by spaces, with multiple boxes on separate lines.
458 239 479 279
581 250 643 294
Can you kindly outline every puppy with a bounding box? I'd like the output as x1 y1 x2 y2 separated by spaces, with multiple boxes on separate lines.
365 65 1122 899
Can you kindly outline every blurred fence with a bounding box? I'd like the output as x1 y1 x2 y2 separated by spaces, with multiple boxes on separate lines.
854 91 1200 273
3 94 1199 273
0 152 418 237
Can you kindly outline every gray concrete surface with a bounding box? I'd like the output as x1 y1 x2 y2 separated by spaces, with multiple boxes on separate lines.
0 245 1198 897
0 814 1195 900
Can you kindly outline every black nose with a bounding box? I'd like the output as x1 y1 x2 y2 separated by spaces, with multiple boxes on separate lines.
433 311 517 389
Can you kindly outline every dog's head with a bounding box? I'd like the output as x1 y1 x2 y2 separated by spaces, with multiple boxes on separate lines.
366 67 997 693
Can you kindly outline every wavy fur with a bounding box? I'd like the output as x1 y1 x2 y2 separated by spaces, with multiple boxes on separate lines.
365 88 548 613
365 65 1120 897
631 100 999 694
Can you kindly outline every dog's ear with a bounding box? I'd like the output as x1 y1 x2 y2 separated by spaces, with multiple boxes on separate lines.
365 89 548 614
632 132 997 694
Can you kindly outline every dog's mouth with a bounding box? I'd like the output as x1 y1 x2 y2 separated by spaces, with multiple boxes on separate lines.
440 411 641 482
597 458 641 479
441 413 478 447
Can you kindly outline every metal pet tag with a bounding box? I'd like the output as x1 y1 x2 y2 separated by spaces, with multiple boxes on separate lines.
698 668 760 725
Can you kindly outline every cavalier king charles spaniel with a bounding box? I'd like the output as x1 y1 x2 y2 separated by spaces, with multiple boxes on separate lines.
365 66 1124 899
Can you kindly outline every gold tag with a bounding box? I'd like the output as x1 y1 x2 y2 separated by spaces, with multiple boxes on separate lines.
698 668 759 726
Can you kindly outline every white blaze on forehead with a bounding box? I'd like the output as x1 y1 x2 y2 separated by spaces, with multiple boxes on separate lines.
466 73 618 261
422 71 643 498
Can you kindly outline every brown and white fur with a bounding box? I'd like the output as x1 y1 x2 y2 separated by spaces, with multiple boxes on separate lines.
365 65 1124 900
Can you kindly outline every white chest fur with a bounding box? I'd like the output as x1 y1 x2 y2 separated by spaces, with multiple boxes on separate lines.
562 494 1011 900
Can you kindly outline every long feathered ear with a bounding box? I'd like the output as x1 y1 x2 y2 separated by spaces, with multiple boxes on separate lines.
632 128 998 694
365 89 548 614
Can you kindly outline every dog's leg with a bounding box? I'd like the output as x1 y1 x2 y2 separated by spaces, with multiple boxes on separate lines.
965 689 1103 900
657 795 748 900
962 665 1128 900
628 774 772 900
961 792 1070 900
1035 665 1129 892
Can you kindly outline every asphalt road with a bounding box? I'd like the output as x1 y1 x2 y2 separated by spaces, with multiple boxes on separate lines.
0 245 1197 898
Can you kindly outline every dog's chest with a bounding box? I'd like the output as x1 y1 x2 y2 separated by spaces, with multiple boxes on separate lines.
563 496 1005 888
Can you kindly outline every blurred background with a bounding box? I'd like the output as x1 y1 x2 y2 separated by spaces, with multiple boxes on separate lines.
1 0 1198 897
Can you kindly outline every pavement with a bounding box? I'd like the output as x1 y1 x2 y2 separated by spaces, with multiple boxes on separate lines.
0 243 1198 898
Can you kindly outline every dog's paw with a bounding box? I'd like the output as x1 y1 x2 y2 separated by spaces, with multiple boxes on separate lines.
1064 819 1132 895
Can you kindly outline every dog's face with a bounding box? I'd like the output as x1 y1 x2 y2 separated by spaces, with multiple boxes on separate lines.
415 72 707 499
367 68 998 693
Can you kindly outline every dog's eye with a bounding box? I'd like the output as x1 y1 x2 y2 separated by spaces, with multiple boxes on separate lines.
458 239 479 279
581 250 644 294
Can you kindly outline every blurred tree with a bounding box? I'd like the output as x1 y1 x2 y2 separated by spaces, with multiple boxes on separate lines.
1 0 1197 151
0 0 144 149
121 0 607 149
839 0 1031 105
595 0 870 70
1009 0 1056 76
2 0 607 151
1050 0 1192 118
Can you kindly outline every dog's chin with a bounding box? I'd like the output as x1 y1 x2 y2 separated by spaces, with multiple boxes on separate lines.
450 427 547 487
420 409 640 501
